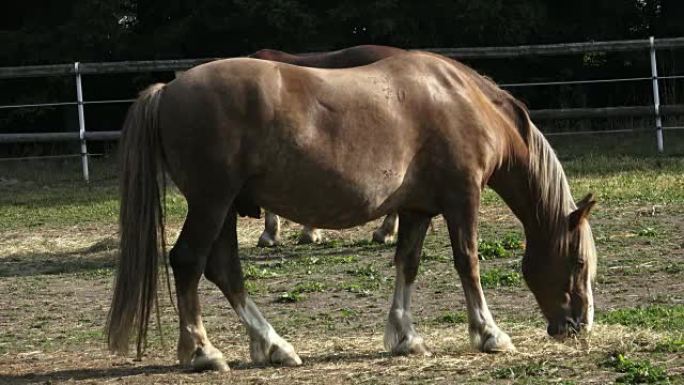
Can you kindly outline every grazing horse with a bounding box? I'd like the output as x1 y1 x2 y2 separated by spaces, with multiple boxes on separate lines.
107 51 597 372
249 45 406 247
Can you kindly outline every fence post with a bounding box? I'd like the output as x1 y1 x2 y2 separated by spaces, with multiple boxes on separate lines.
649 36 664 153
74 62 90 182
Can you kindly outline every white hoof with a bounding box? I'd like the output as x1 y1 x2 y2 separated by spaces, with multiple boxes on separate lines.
190 346 229 372
257 231 280 248
471 326 516 353
390 334 431 356
298 229 322 245
372 229 396 244
251 335 302 367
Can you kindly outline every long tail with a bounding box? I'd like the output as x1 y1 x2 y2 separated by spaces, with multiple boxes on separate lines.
106 83 166 357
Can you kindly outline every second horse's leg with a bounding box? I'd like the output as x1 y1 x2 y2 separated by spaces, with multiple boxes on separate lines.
298 226 323 244
372 213 399 244
257 211 281 247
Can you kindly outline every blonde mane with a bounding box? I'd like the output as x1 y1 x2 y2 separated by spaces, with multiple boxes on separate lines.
525 122 597 278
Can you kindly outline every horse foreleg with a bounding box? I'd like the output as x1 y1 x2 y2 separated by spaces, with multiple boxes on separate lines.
372 213 399 244
257 211 281 247
384 212 432 356
171 202 232 371
205 208 302 367
443 189 515 353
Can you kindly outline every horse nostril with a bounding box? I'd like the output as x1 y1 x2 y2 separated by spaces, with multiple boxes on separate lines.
566 318 580 335
547 323 563 337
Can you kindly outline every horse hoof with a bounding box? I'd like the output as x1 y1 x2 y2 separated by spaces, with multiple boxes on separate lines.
372 230 395 244
191 347 230 372
271 346 303 367
298 230 322 245
257 232 279 247
391 335 432 357
478 331 516 353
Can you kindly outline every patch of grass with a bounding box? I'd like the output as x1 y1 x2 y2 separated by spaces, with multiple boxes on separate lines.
493 361 548 380
502 233 525 251
275 281 326 303
480 268 522 288
243 264 280 279
339 307 357 318
478 233 524 260
605 353 670 384
293 281 326 293
276 290 304 303
348 264 381 280
599 305 684 331
663 263 683 275
637 227 659 237
244 280 267 295
653 338 684 353
340 282 377 297
422 250 450 262
435 311 467 324
326 255 359 264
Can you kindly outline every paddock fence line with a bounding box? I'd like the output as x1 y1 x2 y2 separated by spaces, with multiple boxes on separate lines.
1 36 683 181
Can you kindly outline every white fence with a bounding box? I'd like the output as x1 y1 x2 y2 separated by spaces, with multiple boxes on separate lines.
1 36 683 181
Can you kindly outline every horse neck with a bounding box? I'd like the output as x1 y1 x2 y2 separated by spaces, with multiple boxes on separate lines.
489 125 575 249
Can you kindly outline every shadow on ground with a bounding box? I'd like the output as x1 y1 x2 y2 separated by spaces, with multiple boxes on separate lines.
0 238 117 278
0 364 179 385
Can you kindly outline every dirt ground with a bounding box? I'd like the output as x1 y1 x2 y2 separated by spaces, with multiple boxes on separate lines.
1 189 683 385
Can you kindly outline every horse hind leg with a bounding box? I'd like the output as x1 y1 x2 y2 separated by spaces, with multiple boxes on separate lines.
205 207 301 367
171 198 234 372
384 211 432 356
372 213 399 244
257 211 281 247
298 226 323 244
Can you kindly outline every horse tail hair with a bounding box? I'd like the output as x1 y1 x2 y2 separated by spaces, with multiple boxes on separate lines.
106 83 166 358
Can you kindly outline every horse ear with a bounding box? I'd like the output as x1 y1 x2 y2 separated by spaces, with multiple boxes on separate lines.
575 192 594 207
569 193 597 230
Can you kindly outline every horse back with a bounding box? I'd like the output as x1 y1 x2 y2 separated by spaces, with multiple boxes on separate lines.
250 45 406 68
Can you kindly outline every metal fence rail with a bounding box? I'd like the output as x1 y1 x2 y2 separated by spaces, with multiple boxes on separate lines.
1 36 683 181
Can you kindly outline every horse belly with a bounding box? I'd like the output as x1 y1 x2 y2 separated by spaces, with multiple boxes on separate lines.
249 162 405 229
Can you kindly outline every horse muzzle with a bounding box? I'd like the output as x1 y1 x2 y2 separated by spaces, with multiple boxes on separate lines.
547 317 584 339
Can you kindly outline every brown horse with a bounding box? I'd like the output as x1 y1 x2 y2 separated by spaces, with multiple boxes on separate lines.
249 45 406 247
107 51 597 372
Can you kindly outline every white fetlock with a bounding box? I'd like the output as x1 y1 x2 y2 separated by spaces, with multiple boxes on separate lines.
470 325 516 353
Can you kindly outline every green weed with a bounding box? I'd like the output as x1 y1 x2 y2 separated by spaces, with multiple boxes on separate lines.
605 353 669 384
653 338 684 353
480 268 522 288
599 305 684 331
435 311 467 324
493 361 548 380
